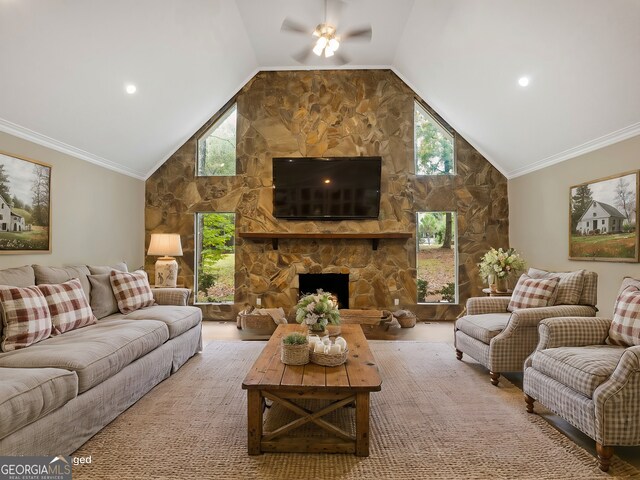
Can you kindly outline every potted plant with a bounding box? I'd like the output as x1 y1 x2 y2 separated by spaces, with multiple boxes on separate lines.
478 247 526 292
280 332 310 365
295 290 341 334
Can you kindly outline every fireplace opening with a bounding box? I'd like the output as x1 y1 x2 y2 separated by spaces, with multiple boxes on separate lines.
298 273 349 309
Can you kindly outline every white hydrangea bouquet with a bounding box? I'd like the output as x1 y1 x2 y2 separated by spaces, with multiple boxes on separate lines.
478 247 526 290
295 290 341 333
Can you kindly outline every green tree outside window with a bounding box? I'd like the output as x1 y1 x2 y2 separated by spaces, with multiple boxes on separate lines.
197 104 237 176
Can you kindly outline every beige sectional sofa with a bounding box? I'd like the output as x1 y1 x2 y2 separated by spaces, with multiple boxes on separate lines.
0 264 202 455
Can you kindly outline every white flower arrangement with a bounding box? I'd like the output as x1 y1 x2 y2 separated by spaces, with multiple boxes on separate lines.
295 290 340 331
478 247 526 281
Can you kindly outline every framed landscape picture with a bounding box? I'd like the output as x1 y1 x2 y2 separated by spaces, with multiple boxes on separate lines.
0 151 51 254
569 170 639 262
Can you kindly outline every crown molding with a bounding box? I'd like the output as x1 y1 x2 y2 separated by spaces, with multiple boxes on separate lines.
506 122 640 179
0 117 145 180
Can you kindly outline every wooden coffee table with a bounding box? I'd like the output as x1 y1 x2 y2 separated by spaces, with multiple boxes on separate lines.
242 324 382 456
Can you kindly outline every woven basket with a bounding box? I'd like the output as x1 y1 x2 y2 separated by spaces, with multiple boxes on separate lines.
238 312 277 334
395 312 416 328
309 347 348 367
280 342 310 365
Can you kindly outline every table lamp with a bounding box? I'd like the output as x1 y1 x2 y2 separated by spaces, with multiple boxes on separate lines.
147 233 183 287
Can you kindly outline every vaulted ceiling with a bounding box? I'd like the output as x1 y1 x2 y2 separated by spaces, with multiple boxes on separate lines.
1 0 638 179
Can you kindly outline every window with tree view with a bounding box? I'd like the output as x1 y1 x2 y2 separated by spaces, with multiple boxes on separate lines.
197 103 237 176
417 212 457 304
415 101 455 175
195 213 235 304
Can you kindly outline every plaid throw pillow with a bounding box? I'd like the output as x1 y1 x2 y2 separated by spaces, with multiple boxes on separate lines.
508 274 560 312
527 268 585 305
0 285 52 352
37 279 97 335
110 270 155 314
607 285 640 347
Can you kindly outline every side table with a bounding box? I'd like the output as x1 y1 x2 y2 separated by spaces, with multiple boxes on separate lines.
482 288 512 297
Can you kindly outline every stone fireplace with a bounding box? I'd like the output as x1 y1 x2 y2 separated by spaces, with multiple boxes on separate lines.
145 69 510 321
298 273 350 309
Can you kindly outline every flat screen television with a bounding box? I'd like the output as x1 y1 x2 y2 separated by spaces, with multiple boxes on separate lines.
273 157 381 220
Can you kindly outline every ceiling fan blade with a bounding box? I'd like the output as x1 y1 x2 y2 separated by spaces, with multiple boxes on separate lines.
326 0 346 22
332 51 350 66
292 47 314 65
341 26 372 42
281 17 312 35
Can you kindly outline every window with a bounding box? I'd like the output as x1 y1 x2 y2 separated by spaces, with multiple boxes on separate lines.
593 212 597 217
414 101 455 175
602 219 606 225
197 103 237 176
416 212 457 304
195 212 235 304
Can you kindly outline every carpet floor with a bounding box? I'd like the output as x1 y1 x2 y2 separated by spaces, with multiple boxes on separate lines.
73 341 640 479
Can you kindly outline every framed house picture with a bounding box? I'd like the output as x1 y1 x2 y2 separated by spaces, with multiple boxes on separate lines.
569 170 639 262
0 151 51 254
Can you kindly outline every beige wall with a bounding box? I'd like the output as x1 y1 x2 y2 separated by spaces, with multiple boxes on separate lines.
0 131 144 270
509 134 640 314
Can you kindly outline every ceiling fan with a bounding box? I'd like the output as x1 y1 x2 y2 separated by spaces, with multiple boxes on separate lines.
280 0 373 65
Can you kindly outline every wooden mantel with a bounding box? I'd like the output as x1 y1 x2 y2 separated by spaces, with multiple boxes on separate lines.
238 232 412 251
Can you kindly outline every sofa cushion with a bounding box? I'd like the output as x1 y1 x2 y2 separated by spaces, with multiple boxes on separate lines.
0 265 35 287
88 274 119 319
0 319 169 393
87 263 128 275
0 367 78 440
455 313 511 344
110 270 155 314
33 265 92 303
508 274 560 312
607 282 640 347
527 268 585 305
531 345 624 398
37 279 97 335
0 285 52 352
123 305 202 339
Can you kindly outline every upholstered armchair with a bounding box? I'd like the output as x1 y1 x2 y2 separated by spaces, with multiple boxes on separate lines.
454 269 598 386
523 277 640 472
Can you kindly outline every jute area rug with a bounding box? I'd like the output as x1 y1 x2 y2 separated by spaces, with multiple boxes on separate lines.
73 341 640 479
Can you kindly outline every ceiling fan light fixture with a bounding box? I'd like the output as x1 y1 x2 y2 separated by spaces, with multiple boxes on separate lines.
328 38 339 52
324 46 335 58
313 36 328 56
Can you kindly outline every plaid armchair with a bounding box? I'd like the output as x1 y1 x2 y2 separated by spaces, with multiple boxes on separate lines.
454 270 598 386
524 277 640 472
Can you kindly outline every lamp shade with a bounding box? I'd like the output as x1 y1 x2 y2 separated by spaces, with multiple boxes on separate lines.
147 233 183 257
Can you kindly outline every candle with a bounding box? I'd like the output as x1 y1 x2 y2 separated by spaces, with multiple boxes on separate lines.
321 337 331 346
328 344 341 355
335 337 347 351
324 345 331 354
314 342 325 353
308 335 319 347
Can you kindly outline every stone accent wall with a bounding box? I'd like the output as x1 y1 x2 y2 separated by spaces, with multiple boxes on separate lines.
145 70 509 321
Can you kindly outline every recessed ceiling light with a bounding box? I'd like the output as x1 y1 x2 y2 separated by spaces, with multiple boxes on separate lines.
125 84 137 94
518 76 530 87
